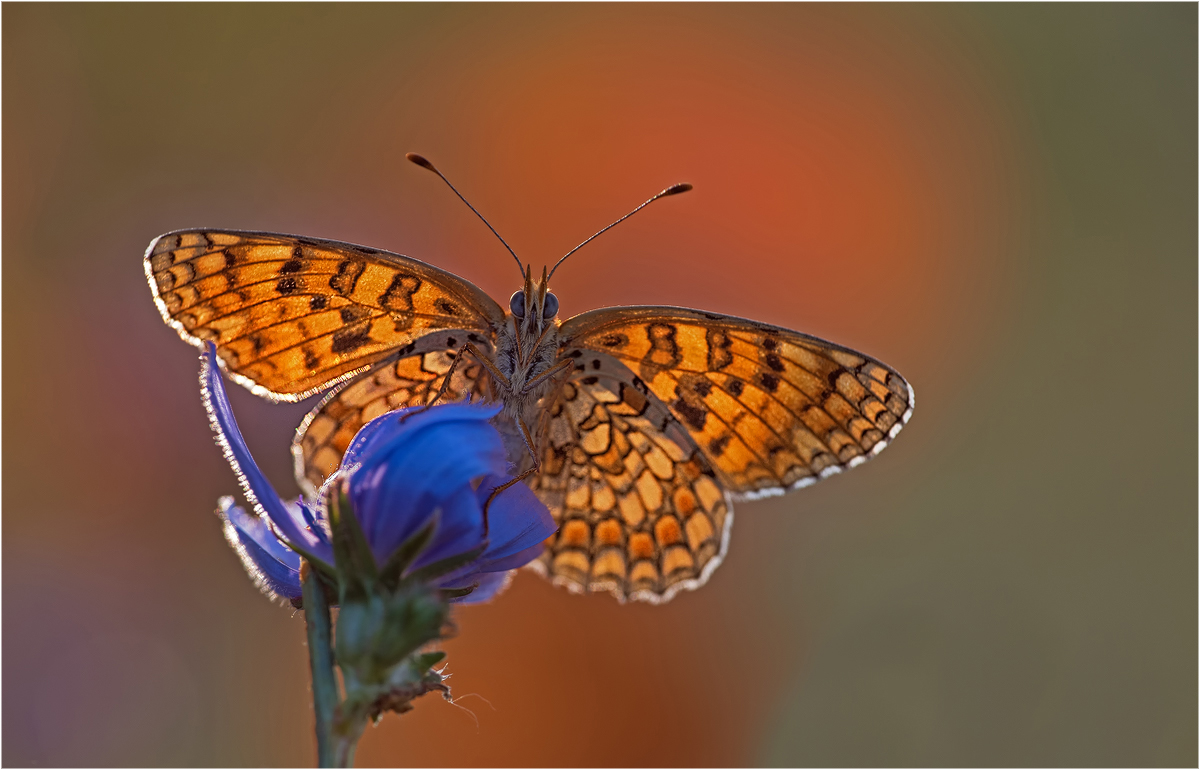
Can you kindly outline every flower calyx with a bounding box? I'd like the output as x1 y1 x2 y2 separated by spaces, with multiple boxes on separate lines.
326 483 488 721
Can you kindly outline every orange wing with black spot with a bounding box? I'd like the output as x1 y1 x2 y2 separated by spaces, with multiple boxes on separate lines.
293 330 493 495
145 229 505 401
559 306 914 500
527 351 731 603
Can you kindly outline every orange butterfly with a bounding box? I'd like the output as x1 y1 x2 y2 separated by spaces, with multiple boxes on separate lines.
146 155 913 603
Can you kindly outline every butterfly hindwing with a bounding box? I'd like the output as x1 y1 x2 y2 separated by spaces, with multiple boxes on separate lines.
293 329 494 494
145 229 505 401
527 351 732 602
560 306 914 499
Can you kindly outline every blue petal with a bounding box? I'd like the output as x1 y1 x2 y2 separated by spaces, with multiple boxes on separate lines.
404 485 485 572
343 402 502 468
474 474 557 566
218 498 303 600
346 410 507 561
201 344 333 565
296 499 331 546
222 496 298 566
479 541 545 573
425 475 554 598
337 412 394 472
451 570 514 605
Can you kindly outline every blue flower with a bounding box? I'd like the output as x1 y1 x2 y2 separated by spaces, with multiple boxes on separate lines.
201 343 556 606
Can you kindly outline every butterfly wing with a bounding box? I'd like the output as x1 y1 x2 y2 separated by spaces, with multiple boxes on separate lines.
527 351 732 603
559 306 914 500
145 229 506 401
293 329 493 494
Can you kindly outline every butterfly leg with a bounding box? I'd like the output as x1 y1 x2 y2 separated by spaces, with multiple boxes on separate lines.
456 342 511 392
477 359 574 528
404 342 511 420
518 356 575 396
481 417 541 535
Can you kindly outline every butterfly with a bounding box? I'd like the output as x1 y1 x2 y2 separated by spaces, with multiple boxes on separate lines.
145 154 914 604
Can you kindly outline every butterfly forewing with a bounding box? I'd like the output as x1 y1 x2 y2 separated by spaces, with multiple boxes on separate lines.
145 229 505 400
561 306 914 500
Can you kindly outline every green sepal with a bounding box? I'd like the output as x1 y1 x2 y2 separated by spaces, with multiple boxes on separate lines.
401 542 487 586
378 511 440 591
335 585 448 683
279 535 337 581
328 487 378 600
437 585 476 601
411 651 446 671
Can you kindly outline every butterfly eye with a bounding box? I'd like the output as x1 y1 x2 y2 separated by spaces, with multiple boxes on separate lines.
542 292 559 319
509 291 526 318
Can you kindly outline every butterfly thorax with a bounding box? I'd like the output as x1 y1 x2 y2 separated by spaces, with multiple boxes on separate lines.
496 310 559 387
489 267 563 468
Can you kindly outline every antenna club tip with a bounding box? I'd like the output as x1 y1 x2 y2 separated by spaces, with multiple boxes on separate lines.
665 183 693 195
406 153 437 171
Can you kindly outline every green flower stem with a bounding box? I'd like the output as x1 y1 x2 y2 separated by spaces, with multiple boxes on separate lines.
302 562 339 768
333 709 366 769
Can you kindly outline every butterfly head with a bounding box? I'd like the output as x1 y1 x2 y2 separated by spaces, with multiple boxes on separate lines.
509 264 559 333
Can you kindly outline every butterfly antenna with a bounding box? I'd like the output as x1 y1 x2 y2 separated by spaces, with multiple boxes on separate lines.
406 153 525 277
547 183 692 281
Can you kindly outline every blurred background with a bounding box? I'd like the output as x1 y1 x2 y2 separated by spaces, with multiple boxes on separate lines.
4 4 1195 766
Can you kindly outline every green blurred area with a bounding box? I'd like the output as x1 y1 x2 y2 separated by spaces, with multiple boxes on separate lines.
764 6 1196 765
3 4 1195 767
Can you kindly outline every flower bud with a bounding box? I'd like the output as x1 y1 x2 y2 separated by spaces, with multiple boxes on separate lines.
335 585 448 684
